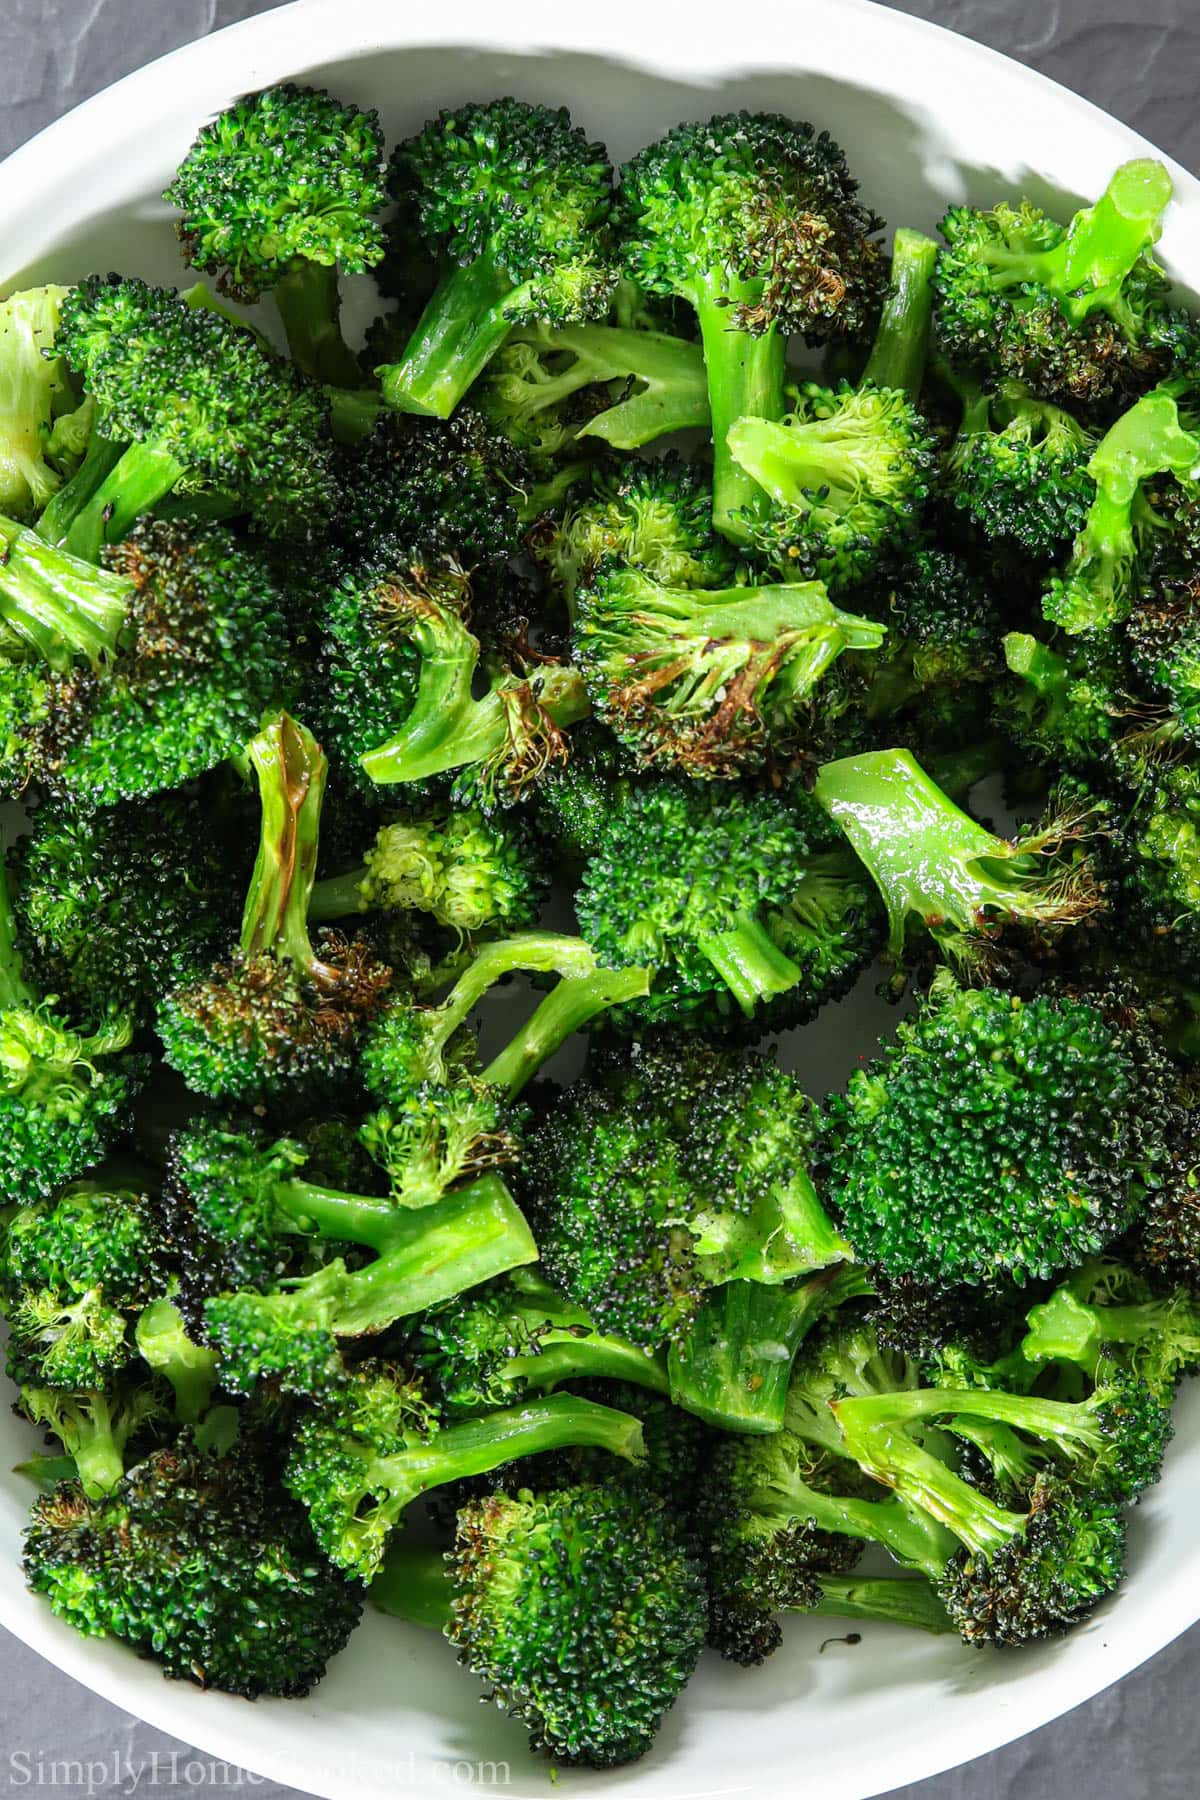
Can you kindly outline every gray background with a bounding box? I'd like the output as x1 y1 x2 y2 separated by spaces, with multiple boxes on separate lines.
0 0 1197 1795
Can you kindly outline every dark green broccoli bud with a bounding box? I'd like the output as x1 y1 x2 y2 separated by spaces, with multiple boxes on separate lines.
617 112 886 538
1042 387 1200 636
1020 1260 1200 1401
997 630 1129 772
378 100 616 420
534 722 637 861
728 230 938 579
284 1358 644 1581
573 563 884 778
15 1378 166 1500
0 286 83 518
165 83 386 387
576 777 881 1028
411 1272 670 1415
9 791 235 1021
814 748 1106 976
0 841 145 1204
24 1432 364 1696
54 276 338 556
1126 589 1200 746
824 979 1175 1287
1 1177 162 1390
535 454 737 616
943 372 1097 556
374 1482 705 1767
934 161 1188 407
476 317 708 459
158 713 391 1108
32 519 294 805
309 802 548 934
523 1039 850 1351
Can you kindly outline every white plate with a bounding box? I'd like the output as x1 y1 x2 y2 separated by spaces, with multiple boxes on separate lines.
1 3 1198 1796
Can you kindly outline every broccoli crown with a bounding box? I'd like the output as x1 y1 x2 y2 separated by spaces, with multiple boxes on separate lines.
55 275 338 536
944 379 1097 557
865 542 1002 702
0 1003 147 1206
447 1483 706 1767
728 380 935 586
165 83 387 300
313 568 428 788
33 520 294 805
825 981 1174 1287
349 805 548 933
535 721 637 861
23 1435 363 1697
163 1120 312 1297
389 99 615 323
996 631 1127 772
617 112 885 341
1132 1125 1200 1295
523 1038 846 1348
10 791 235 1019
2 1179 162 1388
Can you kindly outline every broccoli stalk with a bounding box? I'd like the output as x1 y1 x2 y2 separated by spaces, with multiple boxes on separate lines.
862 228 940 398
16 1385 158 1500
134 1299 218 1425
0 286 76 518
1020 1263 1200 1398
804 1575 954 1634
0 516 131 670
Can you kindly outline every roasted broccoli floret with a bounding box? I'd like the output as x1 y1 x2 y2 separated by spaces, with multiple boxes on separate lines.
727 228 938 580
373 1482 706 1766
0 285 84 519
165 83 386 387
1020 1259 1200 1401
617 111 886 537
824 977 1175 1288
157 712 390 1107
14 1377 165 1500
377 100 616 420
943 372 1097 556
24 1432 364 1696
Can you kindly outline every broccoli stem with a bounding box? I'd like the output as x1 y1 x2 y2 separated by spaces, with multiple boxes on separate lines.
693 273 786 542
68 1398 128 1500
513 322 710 449
0 517 131 670
378 251 527 420
697 914 804 1015
1053 160 1173 323
272 258 364 391
134 1299 218 1424
307 867 371 922
668 1266 871 1434
808 1574 954 1634
62 444 187 564
758 1455 955 1577
34 432 126 549
241 713 326 979
0 852 37 1011
480 966 652 1097
371 1540 453 1629
1021 1284 1178 1377
0 286 72 517
862 229 937 400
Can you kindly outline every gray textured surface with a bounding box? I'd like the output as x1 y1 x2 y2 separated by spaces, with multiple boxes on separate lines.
0 0 1197 1794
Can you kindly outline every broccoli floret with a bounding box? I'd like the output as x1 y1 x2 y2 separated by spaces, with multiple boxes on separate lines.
373 1482 705 1766
997 630 1128 772
573 562 885 777
943 372 1097 556
54 275 338 557
0 286 82 518
24 1432 363 1696
14 1376 166 1499
575 777 881 1027
934 161 1191 406
284 1358 644 1581
522 1039 850 1351
133 1298 220 1426
1020 1260 1200 1401
824 978 1175 1288
617 111 886 538
727 229 938 578
157 712 390 1107
814 747 1105 976
377 100 616 420
534 722 637 861
308 801 548 934
165 83 386 387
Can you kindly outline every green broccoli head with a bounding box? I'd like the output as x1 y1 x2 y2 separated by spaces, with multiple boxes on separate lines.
944 378 1097 557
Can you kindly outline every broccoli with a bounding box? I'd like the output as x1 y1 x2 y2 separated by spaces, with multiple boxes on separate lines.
943 372 1098 556
373 1482 706 1766
824 977 1175 1288
0 840 145 1203
1020 1260 1200 1400
0 285 81 518
377 100 616 420
133 1298 220 1426
617 111 887 538
575 777 881 1028
522 1038 850 1351
534 721 637 861
934 160 1192 406
1042 386 1200 636
727 228 938 580
157 712 390 1108
284 1358 644 1581
54 275 338 558
24 1432 364 1697
814 747 1105 976
15 1378 165 1501
997 630 1128 773
855 543 1003 743
165 83 386 387
308 802 548 935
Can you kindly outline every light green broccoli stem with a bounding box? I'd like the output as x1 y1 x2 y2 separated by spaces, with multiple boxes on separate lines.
62 443 187 564
668 1266 870 1435
371 1540 453 1629
1003 629 1073 699
1052 160 1173 325
1021 1283 1191 1380
766 1452 956 1577
0 516 131 670
478 1279 672 1397
272 257 364 391
240 712 328 981
693 272 787 542
697 915 805 1015
862 229 938 400
0 846 36 1010
808 1574 954 1634
500 321 710 450
134 1299 218 1424
429 930 603 1047
378 250 531 420
480 965 651 1097
34 433 127 549
0 286 72 518
19 1389 135 1500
